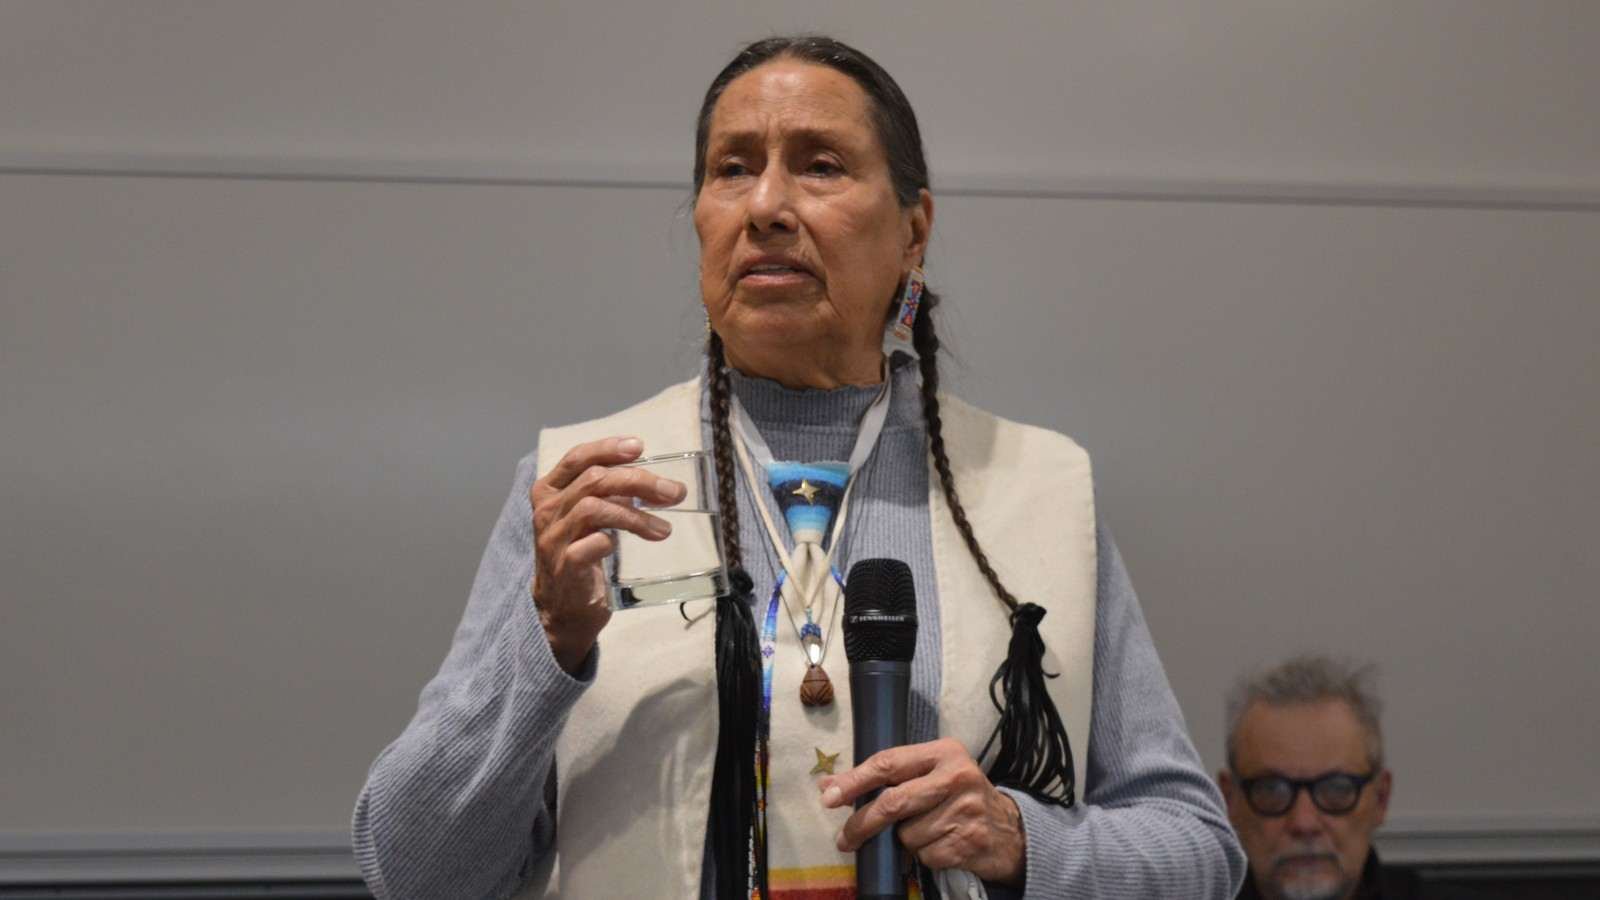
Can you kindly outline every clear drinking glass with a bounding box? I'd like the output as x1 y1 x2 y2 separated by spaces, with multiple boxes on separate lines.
604 450 729 610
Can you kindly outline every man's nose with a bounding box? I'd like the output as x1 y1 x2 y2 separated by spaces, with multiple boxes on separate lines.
1283 788 1324 836
746 167 797 233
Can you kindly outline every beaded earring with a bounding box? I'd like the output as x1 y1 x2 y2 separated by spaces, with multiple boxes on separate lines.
882 266 925 359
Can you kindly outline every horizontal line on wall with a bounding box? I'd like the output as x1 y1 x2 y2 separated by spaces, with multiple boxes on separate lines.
1377 813 1600 865
2 150 1598 212
2 816 1597 883
0 831 357 884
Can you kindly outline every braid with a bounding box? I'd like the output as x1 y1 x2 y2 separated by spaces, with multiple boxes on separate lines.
912 292 1019 612
706 331 744 571
704 328 766 898
913 288 1078 807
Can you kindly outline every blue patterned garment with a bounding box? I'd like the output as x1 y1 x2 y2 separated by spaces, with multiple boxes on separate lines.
764 461 849 544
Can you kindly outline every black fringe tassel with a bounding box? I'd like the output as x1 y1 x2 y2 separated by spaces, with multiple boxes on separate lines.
709 566 767 900
977 602 1077 807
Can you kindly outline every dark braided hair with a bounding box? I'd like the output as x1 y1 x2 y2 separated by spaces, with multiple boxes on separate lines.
912 298 1020 611
703 328 767 899
704 331 743 574
915 294 1077 806
694 36 1077 898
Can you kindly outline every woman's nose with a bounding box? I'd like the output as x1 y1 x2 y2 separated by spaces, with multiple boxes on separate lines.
746 167 797 233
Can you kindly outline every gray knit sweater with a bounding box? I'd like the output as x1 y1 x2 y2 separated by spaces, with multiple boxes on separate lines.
352 362 1246 899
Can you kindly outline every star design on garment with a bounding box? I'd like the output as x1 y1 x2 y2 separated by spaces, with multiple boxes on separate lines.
792 479 821 504
810 747 840 775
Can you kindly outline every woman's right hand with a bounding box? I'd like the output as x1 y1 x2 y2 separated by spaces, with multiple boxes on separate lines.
529 436 686 674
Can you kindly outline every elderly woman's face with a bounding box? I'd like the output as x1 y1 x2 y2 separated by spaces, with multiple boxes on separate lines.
695 60 931 386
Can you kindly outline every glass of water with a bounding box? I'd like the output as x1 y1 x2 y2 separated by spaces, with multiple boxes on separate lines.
604 450 729 610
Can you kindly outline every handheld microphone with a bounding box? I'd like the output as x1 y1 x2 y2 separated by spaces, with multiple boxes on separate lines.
843 558 918 900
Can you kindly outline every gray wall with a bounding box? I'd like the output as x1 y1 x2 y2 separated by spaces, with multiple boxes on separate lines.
3 0 1597 877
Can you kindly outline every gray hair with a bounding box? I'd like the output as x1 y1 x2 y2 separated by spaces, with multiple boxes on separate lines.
1225 654 1384 771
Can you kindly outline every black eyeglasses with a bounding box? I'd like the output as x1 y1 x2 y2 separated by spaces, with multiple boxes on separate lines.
1235 771 1376 817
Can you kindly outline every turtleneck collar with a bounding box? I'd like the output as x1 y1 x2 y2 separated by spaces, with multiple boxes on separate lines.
727 355 924 433
719 355 925 466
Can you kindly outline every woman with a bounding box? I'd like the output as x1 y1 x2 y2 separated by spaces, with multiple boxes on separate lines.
353 36 1244 899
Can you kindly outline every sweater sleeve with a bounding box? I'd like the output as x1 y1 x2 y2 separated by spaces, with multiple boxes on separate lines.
994 520 1246 899
351 452 597 900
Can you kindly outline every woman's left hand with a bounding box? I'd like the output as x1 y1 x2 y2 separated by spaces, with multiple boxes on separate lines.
818 737 1026 887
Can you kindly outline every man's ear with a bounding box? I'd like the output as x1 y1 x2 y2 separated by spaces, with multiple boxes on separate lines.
1373 769 1393 825
1217 769 1238 816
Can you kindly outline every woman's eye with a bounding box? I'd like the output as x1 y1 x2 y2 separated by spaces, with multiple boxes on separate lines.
716 161 750 178
805 159 843 176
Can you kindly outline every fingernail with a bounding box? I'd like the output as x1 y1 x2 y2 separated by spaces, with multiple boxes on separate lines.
617 437 643 454
656 477 686 501
834 829 847 851
821 785 842 808
648 517 672 538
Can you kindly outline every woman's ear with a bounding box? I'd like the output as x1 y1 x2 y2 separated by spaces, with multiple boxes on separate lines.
904 188 934 268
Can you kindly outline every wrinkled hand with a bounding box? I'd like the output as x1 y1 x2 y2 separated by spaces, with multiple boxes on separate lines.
818 738 1025 886
529 436 685 673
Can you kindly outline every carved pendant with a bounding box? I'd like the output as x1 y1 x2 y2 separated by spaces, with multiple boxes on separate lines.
800 664 834 707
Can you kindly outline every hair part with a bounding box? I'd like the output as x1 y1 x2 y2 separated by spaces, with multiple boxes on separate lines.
1225 654 1385 771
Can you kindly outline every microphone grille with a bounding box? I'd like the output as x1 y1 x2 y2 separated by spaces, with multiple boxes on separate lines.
843 558 918 663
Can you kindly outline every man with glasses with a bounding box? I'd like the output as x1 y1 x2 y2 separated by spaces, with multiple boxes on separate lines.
1218 655 1414 900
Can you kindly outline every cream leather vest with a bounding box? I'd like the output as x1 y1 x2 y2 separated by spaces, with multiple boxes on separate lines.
521 376 1097 898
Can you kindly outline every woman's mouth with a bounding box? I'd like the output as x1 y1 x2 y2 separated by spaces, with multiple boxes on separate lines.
739 264 815 287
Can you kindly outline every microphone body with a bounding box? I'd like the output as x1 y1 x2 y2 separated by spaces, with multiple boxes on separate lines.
843 559 919 900
849 659 910 900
